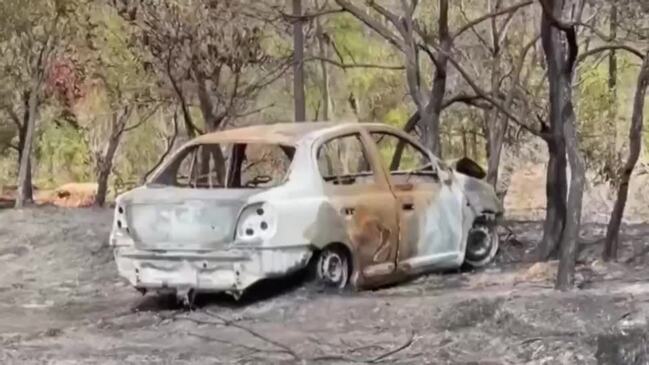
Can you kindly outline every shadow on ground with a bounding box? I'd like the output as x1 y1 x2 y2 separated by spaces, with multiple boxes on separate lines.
130 268 315 312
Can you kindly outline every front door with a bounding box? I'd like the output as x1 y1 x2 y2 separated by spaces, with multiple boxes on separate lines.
368 131 465 275
316 132 400 287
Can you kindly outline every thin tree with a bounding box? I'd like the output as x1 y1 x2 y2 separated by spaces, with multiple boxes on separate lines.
603 51 649 261
293 0 306 122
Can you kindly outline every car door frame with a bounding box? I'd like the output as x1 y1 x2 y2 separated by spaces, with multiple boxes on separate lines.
310 126 402 289
365 126 467 275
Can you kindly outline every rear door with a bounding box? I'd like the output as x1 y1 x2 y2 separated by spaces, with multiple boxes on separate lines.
368 130 465 274
315 132 400 287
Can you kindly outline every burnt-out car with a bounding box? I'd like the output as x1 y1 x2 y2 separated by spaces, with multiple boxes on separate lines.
110 122 503 300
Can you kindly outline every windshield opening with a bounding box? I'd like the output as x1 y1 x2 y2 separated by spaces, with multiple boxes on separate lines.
151 143 295 189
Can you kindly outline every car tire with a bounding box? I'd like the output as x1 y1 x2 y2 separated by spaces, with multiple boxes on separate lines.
315 245 351 289
464 223 499 268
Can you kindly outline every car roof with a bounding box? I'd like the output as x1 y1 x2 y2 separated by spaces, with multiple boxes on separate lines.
188 121 391 146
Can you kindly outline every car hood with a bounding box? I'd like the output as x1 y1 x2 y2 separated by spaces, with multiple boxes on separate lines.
454 173 504 216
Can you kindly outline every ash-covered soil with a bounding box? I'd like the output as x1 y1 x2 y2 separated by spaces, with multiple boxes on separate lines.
1 207 649 364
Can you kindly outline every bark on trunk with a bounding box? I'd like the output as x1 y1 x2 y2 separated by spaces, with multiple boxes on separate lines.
557 95 584 290
167 49 198 138
95 110 129 207
423 0 449 157
603 53 649 262
461 127 467 157
16 107 33 202
605 3 618 181
315 8 331 121
539 0 583 289
537 0 570 260
195 74 226 183
539 141 567 259
95 162 113 207
485 1 505 187
404 0 448 157
15 82 41 208
292 0 306 122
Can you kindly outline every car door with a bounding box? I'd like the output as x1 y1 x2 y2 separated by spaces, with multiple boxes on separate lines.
315 132 400 288
368 130 465 275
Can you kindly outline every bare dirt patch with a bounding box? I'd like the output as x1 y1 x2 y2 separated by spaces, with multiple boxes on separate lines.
1 207 649 364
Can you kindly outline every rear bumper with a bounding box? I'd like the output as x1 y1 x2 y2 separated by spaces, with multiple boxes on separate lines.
113 245 313 294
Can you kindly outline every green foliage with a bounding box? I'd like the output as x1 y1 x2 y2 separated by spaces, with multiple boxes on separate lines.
36 118 91 186
577 53 642 184
0 0 647 200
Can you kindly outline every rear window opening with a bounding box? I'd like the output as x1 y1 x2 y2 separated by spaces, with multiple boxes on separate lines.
152 143 295 189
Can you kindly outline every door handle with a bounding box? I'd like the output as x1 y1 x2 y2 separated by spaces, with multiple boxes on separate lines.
342 207 355 216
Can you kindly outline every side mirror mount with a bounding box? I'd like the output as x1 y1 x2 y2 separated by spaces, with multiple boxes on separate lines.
452 157 487 179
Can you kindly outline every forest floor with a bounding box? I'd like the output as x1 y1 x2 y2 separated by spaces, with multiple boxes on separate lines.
2 207 649 364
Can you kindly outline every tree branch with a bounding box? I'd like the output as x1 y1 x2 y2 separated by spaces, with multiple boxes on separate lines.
123 104 160 132
442 94 492 110
438 48 542 137
142 108 180 183
578 44 645 64
0 105 22 128
334 0 405 51
304 56 404 70
233 103 276 118
453 0 534 40
280 8 344 22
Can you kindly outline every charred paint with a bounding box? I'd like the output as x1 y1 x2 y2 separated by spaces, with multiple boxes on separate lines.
110 121 504 298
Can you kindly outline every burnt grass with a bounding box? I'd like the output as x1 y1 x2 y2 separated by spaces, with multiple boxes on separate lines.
1 207 649 364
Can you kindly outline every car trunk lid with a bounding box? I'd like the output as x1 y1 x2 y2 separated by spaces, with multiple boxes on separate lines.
121 187 257 251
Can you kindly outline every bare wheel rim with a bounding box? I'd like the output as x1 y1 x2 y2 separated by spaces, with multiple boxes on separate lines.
317 249 349 288
466 225 493 262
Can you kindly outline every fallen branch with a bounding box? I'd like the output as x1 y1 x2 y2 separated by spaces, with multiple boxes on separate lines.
368 331 416 363
187 331 288 356
202 309 301 361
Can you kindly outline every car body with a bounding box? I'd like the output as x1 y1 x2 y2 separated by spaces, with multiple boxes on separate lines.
109 122 503 299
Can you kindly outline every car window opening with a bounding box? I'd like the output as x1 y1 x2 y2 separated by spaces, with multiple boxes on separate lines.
370 132 437 177
317 134 375 186
152 143 295 189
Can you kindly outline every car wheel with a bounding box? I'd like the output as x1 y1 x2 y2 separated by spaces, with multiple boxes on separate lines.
316 245 350 289
464 224 499 268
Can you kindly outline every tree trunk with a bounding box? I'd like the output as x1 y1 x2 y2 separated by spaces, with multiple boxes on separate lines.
556 81 584 290
292 0 306 122
95 110 128 207
406 0 448 156
603 52 649 262
539 0 583 289
16 108 33 202
605 3 618 182
538 0 572 261
95 161 113 207
539 139 567 259
461 127 467 157
315 3 331 121
470 130 478 161
422 0 450 157
15 82 41 208
485 1 506 187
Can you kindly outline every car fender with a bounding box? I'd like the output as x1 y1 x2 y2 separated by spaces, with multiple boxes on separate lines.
454 173 504 218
